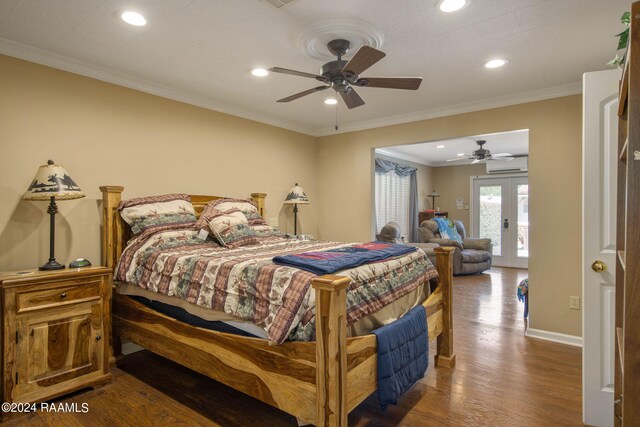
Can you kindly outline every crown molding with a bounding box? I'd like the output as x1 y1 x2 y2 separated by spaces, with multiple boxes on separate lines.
0 38 318 136
1 38 582 139
314 81 583 137
375 148 436 167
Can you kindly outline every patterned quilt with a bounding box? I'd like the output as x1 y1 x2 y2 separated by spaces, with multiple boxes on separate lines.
116 228 438 344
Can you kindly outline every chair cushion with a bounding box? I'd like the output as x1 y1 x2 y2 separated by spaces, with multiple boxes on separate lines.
461 249 492 264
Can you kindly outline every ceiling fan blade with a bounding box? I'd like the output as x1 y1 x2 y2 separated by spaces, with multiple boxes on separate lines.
471 159 481 164
491 152 514 157
340 88 366 109
446 157 472 162
342 46 386 75
277 85 330 103
356 77 422 90
488 156 515 161
269 67 326 82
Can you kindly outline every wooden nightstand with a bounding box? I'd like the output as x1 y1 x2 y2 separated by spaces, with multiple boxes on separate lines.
0 266 112 408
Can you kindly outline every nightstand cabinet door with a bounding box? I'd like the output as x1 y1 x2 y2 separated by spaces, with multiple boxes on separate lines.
13 300 104 400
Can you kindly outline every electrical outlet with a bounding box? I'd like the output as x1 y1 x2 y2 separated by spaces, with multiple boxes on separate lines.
569 296 581 310
269 217 279 227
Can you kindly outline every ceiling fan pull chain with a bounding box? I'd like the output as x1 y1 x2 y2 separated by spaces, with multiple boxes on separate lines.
335 102 339 131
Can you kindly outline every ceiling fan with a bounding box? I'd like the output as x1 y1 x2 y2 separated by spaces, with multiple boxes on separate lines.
269 39 422 109
446 140 515 164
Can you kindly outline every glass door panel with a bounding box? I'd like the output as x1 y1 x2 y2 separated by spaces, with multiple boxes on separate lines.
473 176 528 269
516 184 529 258
478 185 503 256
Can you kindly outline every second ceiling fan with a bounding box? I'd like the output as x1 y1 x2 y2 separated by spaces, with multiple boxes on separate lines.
446 140 515 164
269 39 422 109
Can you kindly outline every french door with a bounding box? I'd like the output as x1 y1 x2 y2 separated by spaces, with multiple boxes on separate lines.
472 176 528 269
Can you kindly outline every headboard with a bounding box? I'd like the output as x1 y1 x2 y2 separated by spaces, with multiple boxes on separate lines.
99 186 266 271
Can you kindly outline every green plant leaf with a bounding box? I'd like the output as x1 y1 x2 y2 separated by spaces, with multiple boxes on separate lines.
608 53 624 68
618 29 629 50
621 11 630 25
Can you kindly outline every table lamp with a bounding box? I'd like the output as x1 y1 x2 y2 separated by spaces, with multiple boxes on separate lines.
23 160 85 270
283 183 309 236
427 190 440 210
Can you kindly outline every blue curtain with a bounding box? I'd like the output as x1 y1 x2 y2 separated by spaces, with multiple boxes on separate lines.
374 158 419 243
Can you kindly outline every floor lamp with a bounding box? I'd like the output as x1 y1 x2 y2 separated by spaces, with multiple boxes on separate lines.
283 183 309 236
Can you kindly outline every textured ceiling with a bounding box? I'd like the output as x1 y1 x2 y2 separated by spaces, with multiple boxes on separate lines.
0 0 630 135
377 129 529 166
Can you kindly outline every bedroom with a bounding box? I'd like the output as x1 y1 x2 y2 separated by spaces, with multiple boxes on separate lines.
0 0 638 426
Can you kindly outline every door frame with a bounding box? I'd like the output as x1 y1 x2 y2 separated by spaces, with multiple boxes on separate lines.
469 173 528 268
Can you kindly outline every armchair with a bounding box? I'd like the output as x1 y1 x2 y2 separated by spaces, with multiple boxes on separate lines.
418 219 493 275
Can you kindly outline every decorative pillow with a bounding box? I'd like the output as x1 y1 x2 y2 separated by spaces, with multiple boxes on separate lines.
202 208 259 248
119 194 196 235
250 224 286 240
196 198 267 228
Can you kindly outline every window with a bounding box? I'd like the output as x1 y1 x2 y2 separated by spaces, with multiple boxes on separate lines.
375 171 410 239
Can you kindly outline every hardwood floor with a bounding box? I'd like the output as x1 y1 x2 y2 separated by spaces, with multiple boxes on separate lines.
4 268 582 426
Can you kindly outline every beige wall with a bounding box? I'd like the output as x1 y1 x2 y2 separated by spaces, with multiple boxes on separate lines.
432 163 487 227
0 54 583 338
0 55 318 271
317 95 583 337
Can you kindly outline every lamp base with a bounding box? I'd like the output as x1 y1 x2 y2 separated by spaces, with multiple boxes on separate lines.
39 259 65 271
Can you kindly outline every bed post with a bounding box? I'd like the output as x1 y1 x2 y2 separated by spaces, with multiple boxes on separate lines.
434 247 456 368
251 192 267 217
312 275 351 427
99 186 124 271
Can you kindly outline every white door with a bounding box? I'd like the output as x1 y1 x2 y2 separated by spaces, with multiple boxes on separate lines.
582 69 619 427
472 176 528 268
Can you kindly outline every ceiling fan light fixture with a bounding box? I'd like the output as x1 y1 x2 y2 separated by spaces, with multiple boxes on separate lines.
484 58 509 69
120 11 146 26
250 68 269 77
438 0 468 13
324 98 338 105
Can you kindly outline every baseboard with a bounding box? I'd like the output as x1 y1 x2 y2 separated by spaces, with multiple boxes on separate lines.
121 341 145 355
525 328 583 347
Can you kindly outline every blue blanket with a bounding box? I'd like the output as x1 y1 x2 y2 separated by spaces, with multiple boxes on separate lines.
372 305 429 410
272 242 416 275
434 217 463 242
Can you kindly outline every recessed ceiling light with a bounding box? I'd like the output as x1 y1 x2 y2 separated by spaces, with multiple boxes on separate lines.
457 153 465 156
484 58 509 69
120 11 146 26
437 145 445 148
250 68 269 77
324 98 338 105
438 0 467 13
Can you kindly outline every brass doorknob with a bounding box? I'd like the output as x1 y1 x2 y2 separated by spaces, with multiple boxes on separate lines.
592 260 607 272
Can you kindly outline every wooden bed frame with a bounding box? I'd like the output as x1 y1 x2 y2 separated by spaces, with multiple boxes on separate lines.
100 186 455 426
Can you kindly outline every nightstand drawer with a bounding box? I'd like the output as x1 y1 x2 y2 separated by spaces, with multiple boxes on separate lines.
16 280 101 313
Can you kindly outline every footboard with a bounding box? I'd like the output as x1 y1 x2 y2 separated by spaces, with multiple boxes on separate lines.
312 246 455 426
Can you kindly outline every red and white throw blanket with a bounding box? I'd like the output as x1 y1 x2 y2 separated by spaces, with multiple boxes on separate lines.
116 229 438 344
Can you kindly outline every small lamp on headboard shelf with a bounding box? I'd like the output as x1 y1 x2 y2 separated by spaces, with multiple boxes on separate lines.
283 183 309 236
23 160 85 270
